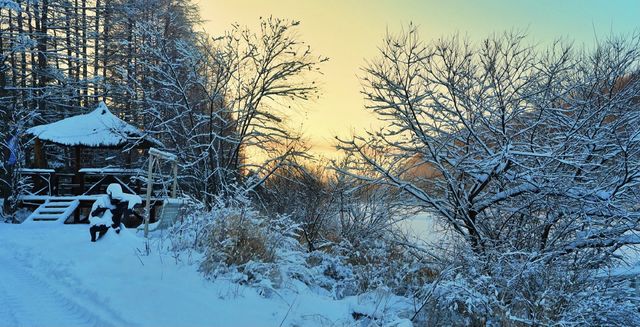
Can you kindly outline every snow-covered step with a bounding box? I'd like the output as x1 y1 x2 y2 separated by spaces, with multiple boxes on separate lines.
37 212 66 216
45 201 77 207
38 209 67 215
33 214 69 221
45 203 76 208
25 199 80 224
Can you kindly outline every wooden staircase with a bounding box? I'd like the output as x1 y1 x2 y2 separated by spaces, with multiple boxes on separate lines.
25 198 80 223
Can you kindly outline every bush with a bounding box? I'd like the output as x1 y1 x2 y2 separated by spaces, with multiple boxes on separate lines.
411 245 640 326
168 192 301 287
335 237 436 297
167 186 439 318
204 212 275 267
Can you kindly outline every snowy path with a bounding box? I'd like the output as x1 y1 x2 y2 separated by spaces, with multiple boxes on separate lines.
0 242 132 327
0 223 413 326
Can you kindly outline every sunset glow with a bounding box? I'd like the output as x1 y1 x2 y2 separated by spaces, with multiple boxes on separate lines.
200 0 640 158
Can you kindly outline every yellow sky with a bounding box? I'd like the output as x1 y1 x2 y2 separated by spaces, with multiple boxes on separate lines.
198 0 640 158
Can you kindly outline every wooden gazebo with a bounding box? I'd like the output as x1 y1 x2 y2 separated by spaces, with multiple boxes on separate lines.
18 102 166 224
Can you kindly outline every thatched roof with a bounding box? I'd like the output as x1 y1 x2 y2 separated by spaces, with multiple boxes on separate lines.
25 102 162 148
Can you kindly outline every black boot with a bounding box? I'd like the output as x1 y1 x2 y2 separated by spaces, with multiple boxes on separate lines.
90 225 109 242
90 226 98 242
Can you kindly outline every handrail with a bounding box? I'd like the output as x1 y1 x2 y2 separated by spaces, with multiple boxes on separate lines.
79 168 143 174
149 148 177 162
16 168 56 174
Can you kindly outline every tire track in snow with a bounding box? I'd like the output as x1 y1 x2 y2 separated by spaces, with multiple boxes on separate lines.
0 246 132 327
0 259 104 326
0 277 20 327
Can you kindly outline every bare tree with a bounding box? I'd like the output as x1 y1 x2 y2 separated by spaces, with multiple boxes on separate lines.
128 16 326 206
340 26 640 324
215 17 328 183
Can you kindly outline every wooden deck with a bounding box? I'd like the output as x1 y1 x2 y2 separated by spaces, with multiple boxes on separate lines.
18 194 164 226
16 167 171 225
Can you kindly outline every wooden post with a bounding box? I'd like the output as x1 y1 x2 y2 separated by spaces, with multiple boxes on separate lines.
79 171 85 195
171 162 178 198
74 198 80 223
52 172 58 196
126 149 132 168
73 147 82 195
34 138 46 168
74 146 81 172
143 156 155 238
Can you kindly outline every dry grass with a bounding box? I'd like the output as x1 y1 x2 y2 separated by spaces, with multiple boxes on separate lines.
202 213 276 273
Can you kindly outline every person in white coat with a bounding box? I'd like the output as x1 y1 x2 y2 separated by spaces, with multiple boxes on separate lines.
89 183 142 242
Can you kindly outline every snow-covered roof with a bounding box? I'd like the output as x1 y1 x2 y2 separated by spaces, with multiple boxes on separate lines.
26 102 162 148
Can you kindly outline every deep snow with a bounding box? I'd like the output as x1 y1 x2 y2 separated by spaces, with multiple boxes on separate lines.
0 222 412 327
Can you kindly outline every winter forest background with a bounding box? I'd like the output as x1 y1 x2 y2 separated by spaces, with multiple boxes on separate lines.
1 0 640 325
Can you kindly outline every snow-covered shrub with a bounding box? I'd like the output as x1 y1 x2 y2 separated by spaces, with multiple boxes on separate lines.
335 237 435 298
258 161 341 252
278 248 359 299
164 200 208 260
411 245 640 326
204 212 276 266
168 190 416 303
169 188 437 320
168 191 303 288
558 283 640 326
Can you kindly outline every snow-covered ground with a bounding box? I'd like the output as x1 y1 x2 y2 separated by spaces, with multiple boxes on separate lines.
397 213 454 248
0 223 412 327
397 213 441 243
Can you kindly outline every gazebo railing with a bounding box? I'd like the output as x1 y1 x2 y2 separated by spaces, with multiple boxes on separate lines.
15 168 56 196
16 167 166 198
